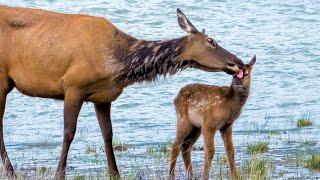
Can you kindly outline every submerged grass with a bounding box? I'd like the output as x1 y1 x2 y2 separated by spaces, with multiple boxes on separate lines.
247 142 269 154
297 119 313 128
304 155 320 170
240 158 267 179
147 139 172 158
112 138 130 152
296 114 313 128
72 175 85 180
86 145 97 154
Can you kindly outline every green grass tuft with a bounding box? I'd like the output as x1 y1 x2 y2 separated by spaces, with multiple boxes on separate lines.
247 142 269 154
147 139 172 158
304 155 320 170
296 119 313 128
269 130 281 135
250 159 266 176
38 166 47 175
85 145 97 154
72 175 85 180
241 158 267 179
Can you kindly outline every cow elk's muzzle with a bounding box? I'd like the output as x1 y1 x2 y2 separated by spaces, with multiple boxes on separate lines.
223 56 244 74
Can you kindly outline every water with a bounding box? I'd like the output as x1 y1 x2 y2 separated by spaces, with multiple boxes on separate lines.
1 0 320 178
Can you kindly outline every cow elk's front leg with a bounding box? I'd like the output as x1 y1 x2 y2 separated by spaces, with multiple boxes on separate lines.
202 126 215 180
94 102 120 178
221 125 238 179
55 88 84 179
0 77 14 178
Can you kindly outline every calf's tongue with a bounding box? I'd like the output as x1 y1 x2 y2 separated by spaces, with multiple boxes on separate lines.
236 69 244 79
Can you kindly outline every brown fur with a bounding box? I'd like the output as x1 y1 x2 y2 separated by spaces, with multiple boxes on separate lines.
169 56 256 180
0 5 244 179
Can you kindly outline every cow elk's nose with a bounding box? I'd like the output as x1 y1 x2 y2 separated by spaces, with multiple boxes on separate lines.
227 63 241 73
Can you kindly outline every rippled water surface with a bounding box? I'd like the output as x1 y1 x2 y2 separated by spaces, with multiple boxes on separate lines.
1 0 320 179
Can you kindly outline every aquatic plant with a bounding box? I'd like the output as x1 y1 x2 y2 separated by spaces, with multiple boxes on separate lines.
86 145 97 154
296 118 313 128
304 155 320 170
240 158 267 179
247 142 269 154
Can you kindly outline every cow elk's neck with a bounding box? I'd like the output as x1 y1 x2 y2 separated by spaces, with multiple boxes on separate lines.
120 36 189 85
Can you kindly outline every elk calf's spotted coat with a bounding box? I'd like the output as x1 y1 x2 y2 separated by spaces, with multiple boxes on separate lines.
169 56 256 180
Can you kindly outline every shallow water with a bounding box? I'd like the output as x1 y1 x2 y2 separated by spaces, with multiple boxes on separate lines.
1 0 320 179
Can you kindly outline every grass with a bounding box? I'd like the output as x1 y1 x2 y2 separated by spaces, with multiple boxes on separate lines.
296 118 313 128
112 138 129 152
240 158 267 179
1 112 319 179
72 175 85 180
269 129 281 135
38 166 47 175
304 154 320 170
147 139 172 158
86 145 97 154
247 142 269 154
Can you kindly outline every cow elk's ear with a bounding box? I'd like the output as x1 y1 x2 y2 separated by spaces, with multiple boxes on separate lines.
176 8 198 34
248 55 256 68
202 28 206 34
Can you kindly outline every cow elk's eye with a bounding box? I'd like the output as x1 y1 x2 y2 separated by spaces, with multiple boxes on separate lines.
207 38 216 47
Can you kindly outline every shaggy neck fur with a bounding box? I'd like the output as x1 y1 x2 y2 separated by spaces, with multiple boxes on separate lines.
121 36 189 84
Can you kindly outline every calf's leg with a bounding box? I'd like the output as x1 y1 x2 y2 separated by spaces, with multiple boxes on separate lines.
221 125 238 179
181 126 201 178
169 119 192 179
202 127 215 180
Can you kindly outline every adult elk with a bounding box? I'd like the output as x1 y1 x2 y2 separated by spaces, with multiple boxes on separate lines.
0 5 244 179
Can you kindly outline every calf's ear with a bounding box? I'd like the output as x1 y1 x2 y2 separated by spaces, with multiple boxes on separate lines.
248 55 256 68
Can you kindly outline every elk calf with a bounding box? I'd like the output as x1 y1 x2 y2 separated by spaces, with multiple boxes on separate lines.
169 56 256 179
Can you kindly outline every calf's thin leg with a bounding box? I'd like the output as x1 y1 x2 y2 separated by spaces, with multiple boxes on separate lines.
169 119 191 179
0 77 14 177
220 125 238 179
202 127 215 180
181 126 201 178
55 88 84 179
94 102 119 178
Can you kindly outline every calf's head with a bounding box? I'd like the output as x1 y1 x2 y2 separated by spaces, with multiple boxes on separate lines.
232 55 256 91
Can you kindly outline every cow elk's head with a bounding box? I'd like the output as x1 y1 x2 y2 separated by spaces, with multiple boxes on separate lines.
176 8 244 75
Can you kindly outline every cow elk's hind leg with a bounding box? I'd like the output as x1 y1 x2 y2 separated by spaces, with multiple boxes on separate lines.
202 126 216 180
0 77 15 177
169 118 192 179
181 126 201 178
55 88 84 179
220 125 238 179
94 102 120 178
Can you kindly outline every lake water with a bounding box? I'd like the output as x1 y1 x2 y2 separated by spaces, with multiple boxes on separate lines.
1 0 320 179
